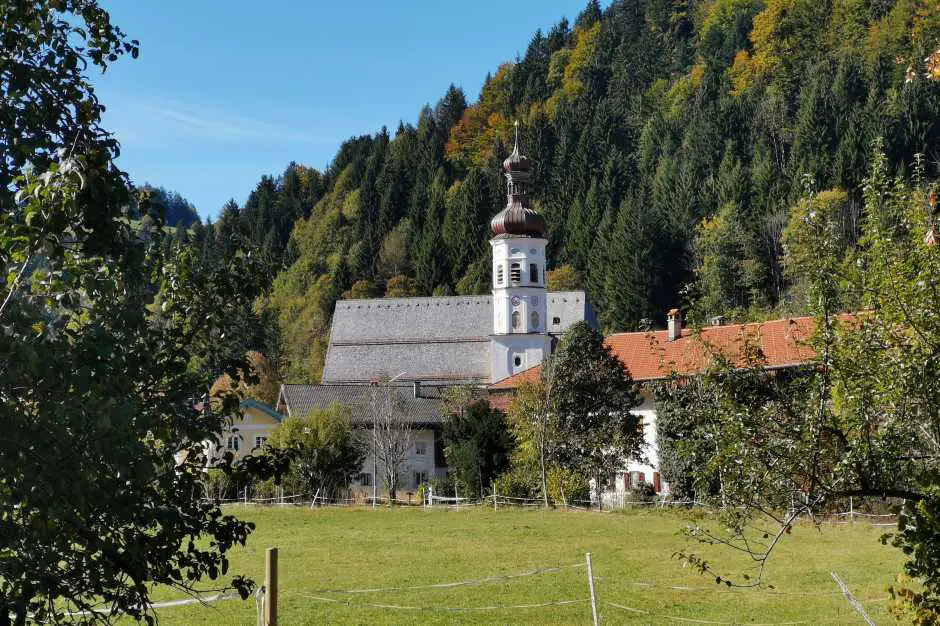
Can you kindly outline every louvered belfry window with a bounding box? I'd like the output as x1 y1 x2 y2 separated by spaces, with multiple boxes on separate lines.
510 262 521 284
496 264 504 285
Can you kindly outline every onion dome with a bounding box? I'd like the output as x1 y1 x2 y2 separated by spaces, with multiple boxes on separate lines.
503 137 532 173
490 204 546 237
491 122 545 238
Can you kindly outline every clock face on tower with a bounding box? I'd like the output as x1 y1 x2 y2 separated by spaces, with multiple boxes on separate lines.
511 296 521 306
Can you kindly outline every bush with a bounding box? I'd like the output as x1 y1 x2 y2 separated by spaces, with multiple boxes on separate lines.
203 469 232 501
631 481 657 503
547 467 590 504
494 467 541 500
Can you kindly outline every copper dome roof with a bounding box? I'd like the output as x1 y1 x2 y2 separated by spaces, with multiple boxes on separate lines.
503 143 532 173
490 203 545 237
491 122 545 238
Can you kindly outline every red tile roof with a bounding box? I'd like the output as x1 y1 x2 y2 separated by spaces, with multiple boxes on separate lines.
488 316 823 390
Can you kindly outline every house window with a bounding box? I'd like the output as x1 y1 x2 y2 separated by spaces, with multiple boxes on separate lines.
356 473 372 486
511 311 521 330
226 436 240 452
414 471 429 486
496 264 504 285
636 416 644 434
254 435 268 449
529 263 539 284
552 316 561 325
415 441 427 455
510 262 521 284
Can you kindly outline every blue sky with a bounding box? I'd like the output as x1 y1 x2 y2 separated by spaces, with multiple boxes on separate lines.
94 1 596 220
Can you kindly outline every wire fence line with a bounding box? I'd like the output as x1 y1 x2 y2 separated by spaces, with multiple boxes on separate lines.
293 593 588 612
308 562 586 595
604 601 810 625
214 491 900 527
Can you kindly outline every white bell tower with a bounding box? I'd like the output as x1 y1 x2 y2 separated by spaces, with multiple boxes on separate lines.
490 123 551 383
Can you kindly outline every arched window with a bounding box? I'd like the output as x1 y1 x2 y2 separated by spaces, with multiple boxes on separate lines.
511 311 521 330
529 263 539 284
510 262 521 284
530 311 540 329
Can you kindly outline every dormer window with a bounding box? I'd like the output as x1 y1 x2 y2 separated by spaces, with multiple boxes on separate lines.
510 262 521 284
529 263 539 284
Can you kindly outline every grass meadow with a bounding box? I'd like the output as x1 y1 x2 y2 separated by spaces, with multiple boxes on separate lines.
145 506 904 625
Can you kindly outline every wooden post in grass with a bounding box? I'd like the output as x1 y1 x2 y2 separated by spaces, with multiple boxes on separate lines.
493 484 497 511
586 552 599 626
265 547 278 626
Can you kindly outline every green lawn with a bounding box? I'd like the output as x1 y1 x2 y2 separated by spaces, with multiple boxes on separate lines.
148 506 903 625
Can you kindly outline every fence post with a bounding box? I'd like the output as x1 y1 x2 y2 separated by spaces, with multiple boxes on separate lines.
493 484 497 511
849 496 854 524
455 481 459 511
586 552 599 626
264 547 278 626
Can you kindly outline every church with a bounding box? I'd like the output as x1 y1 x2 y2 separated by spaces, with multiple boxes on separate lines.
276 132 600 494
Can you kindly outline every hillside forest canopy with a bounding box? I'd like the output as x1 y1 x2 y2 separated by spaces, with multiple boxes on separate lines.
169 0 940 384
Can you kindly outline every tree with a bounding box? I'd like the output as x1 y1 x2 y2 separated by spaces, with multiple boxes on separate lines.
371 380 414 502
669 150 940 620
267 404 364 501
0 3 284 622
506 322 641 507
547 321 642 504
546 264 583 291
442 400 514 497
506 379 558 507
377 218 412 277
385 274 420 298
343 279 378 300
653 376 723 502
210 351 282 407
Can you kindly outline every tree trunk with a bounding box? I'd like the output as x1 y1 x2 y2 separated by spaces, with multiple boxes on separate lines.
539 431 549 509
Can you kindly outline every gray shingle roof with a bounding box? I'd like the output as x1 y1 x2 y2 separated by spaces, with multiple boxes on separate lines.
277 383 445 425
322 291 594 384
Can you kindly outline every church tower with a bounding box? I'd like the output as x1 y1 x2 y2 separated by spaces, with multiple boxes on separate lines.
489 124 550 382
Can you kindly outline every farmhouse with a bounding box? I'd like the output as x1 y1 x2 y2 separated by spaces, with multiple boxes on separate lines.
209 399 283 461
488 312 819 493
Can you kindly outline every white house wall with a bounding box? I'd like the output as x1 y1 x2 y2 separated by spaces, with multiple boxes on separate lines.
618 390 666 494
355 427 440 494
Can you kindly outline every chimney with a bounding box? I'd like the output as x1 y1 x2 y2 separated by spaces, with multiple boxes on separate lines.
667 308 682 341
413 381 422 398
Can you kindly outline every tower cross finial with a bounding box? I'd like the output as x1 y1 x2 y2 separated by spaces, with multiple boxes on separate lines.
513 120 519 152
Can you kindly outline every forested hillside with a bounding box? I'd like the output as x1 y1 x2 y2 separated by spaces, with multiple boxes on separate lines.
194 0 940 383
